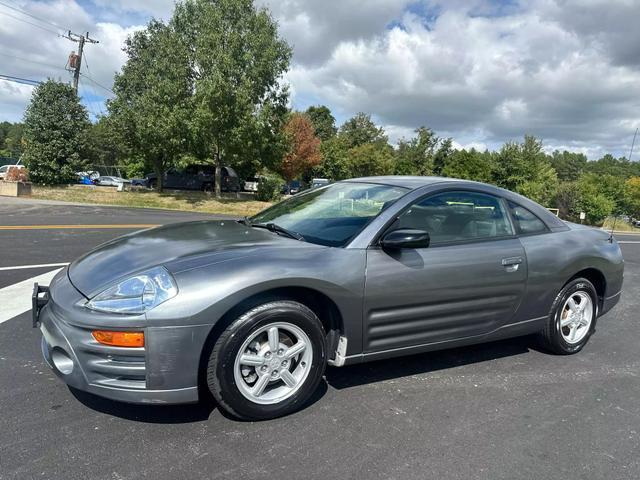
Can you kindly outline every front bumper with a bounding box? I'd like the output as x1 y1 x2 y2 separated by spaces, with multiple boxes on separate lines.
36 270 211 405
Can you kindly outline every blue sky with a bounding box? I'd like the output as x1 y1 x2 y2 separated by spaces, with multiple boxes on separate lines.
1 0 640 159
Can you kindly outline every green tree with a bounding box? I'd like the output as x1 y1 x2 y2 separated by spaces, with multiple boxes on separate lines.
578 173 626 215
313 137 349 180
346 142 394 178
0 122 24 159
441 148 494 183
86 116 131 175
109 20 192 191
305 105 337 141
575 176 616 225
493 135 558 205
624 176 640 218
549 150 587 181
394 127 439 176
554 181 582 220
173 0 291 196
22 80 90 184
432 138 454 176
585 154 640 178
338 113 387 149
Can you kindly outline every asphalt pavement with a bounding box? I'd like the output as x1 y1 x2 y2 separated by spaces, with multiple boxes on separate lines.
1 197 639 480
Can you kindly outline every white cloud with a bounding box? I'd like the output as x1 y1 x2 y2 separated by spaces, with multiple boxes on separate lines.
276 1 640 158
1 0 639 159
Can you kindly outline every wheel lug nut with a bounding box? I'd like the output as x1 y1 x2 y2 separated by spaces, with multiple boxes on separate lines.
271 370 278 377
281 360 288 367
277 349 284 356
265 352 271 358
261 365 268 372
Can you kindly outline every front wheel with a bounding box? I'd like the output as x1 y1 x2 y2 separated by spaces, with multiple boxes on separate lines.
540 277 598 354
206 301 326 420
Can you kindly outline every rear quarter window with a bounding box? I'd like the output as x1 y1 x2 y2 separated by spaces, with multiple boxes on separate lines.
508 201 548 235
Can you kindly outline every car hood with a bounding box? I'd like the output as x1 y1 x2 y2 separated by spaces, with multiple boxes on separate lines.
68 220 305 298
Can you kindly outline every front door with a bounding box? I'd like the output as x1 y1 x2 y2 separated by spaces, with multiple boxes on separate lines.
363 190 527 353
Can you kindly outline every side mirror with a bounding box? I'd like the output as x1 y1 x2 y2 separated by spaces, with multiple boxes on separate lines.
380 229 430 249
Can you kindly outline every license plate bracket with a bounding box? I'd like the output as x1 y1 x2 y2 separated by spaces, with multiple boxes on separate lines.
32 283 49 328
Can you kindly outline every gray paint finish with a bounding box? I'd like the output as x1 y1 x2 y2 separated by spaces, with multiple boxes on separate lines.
38 176 624 404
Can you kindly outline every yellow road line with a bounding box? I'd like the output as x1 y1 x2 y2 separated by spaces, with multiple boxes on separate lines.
0 224 160 230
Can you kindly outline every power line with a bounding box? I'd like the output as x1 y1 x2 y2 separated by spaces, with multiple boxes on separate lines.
81 53 106 115
80 72 114 95
78 81 99 119
0 73 41 86
0 0 66 31
0 8 63 36
0 52 66 71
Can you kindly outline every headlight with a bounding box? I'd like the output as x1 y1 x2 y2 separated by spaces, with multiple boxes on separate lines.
86 266 178 314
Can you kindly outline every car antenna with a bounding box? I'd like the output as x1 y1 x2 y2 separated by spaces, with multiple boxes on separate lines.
610 127 638 243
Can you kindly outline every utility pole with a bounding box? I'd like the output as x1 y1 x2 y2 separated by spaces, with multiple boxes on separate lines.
64 31 99 94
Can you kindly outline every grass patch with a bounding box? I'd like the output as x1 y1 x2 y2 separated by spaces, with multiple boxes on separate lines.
32 185 273 217
602 216 638 232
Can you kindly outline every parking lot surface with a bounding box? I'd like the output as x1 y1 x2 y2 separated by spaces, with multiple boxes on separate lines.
1 198 639 480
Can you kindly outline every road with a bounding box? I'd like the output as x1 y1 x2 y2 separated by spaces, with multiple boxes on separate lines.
1 198 639 480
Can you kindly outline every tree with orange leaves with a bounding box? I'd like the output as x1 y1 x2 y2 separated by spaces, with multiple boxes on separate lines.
280 113 322 182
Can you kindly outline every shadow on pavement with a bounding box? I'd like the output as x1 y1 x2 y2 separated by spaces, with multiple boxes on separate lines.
69 378 329 424
326 335 537 390
69 387 216 423
69 336 536 423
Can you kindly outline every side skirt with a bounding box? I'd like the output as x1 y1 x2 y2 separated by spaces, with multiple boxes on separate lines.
335 316 547 366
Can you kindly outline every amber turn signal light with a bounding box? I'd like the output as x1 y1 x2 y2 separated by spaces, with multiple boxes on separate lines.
92 330 144 348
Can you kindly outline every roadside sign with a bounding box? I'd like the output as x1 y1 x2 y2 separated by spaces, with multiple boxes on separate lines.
579 212 586 220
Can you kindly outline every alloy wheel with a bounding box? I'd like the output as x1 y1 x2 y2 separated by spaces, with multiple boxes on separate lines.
559 291 593 344
233 322 313 405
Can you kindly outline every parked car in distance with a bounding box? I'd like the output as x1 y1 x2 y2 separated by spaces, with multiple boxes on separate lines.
130 178 146 187
146 165 240 192
34 176 624 421
244 175 265 192
0 164 24 180
282 180 301 195
311 178 329 188
95 176 131 187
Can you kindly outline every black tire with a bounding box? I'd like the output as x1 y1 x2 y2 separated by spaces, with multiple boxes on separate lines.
540 277 598 355
148 179 156 190
202 182 213 193
206 301 326 420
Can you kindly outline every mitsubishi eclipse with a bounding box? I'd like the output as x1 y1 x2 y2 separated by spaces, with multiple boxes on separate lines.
33 176 624 420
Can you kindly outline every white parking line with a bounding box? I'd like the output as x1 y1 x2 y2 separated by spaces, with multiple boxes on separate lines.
0 262 69 272
0 268 62 324
618 241 640 244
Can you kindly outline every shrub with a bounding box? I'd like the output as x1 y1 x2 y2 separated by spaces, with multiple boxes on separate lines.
5 167 29 183
255 175 283 202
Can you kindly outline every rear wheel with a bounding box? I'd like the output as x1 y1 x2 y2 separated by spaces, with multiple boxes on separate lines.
148 179 156 190
540 278 598 354
206 301 326 420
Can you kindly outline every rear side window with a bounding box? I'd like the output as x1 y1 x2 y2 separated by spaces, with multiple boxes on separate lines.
508 201 548 235
396 190 514 245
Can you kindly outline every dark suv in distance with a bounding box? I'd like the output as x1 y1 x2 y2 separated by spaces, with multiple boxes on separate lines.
145 165 240 192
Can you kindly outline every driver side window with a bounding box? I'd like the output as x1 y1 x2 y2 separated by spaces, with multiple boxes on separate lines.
395 191 514 245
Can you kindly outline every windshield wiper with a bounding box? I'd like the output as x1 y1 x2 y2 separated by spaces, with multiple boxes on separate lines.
237 216 252 226
252 222 305 241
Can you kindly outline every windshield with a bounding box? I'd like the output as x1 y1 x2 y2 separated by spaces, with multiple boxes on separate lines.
250 182 408 247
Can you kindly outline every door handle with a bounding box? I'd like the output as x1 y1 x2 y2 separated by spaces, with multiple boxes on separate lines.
502 256 523 272
501 256 523 266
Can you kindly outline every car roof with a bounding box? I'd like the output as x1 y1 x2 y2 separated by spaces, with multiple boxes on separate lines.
341 175 468 189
